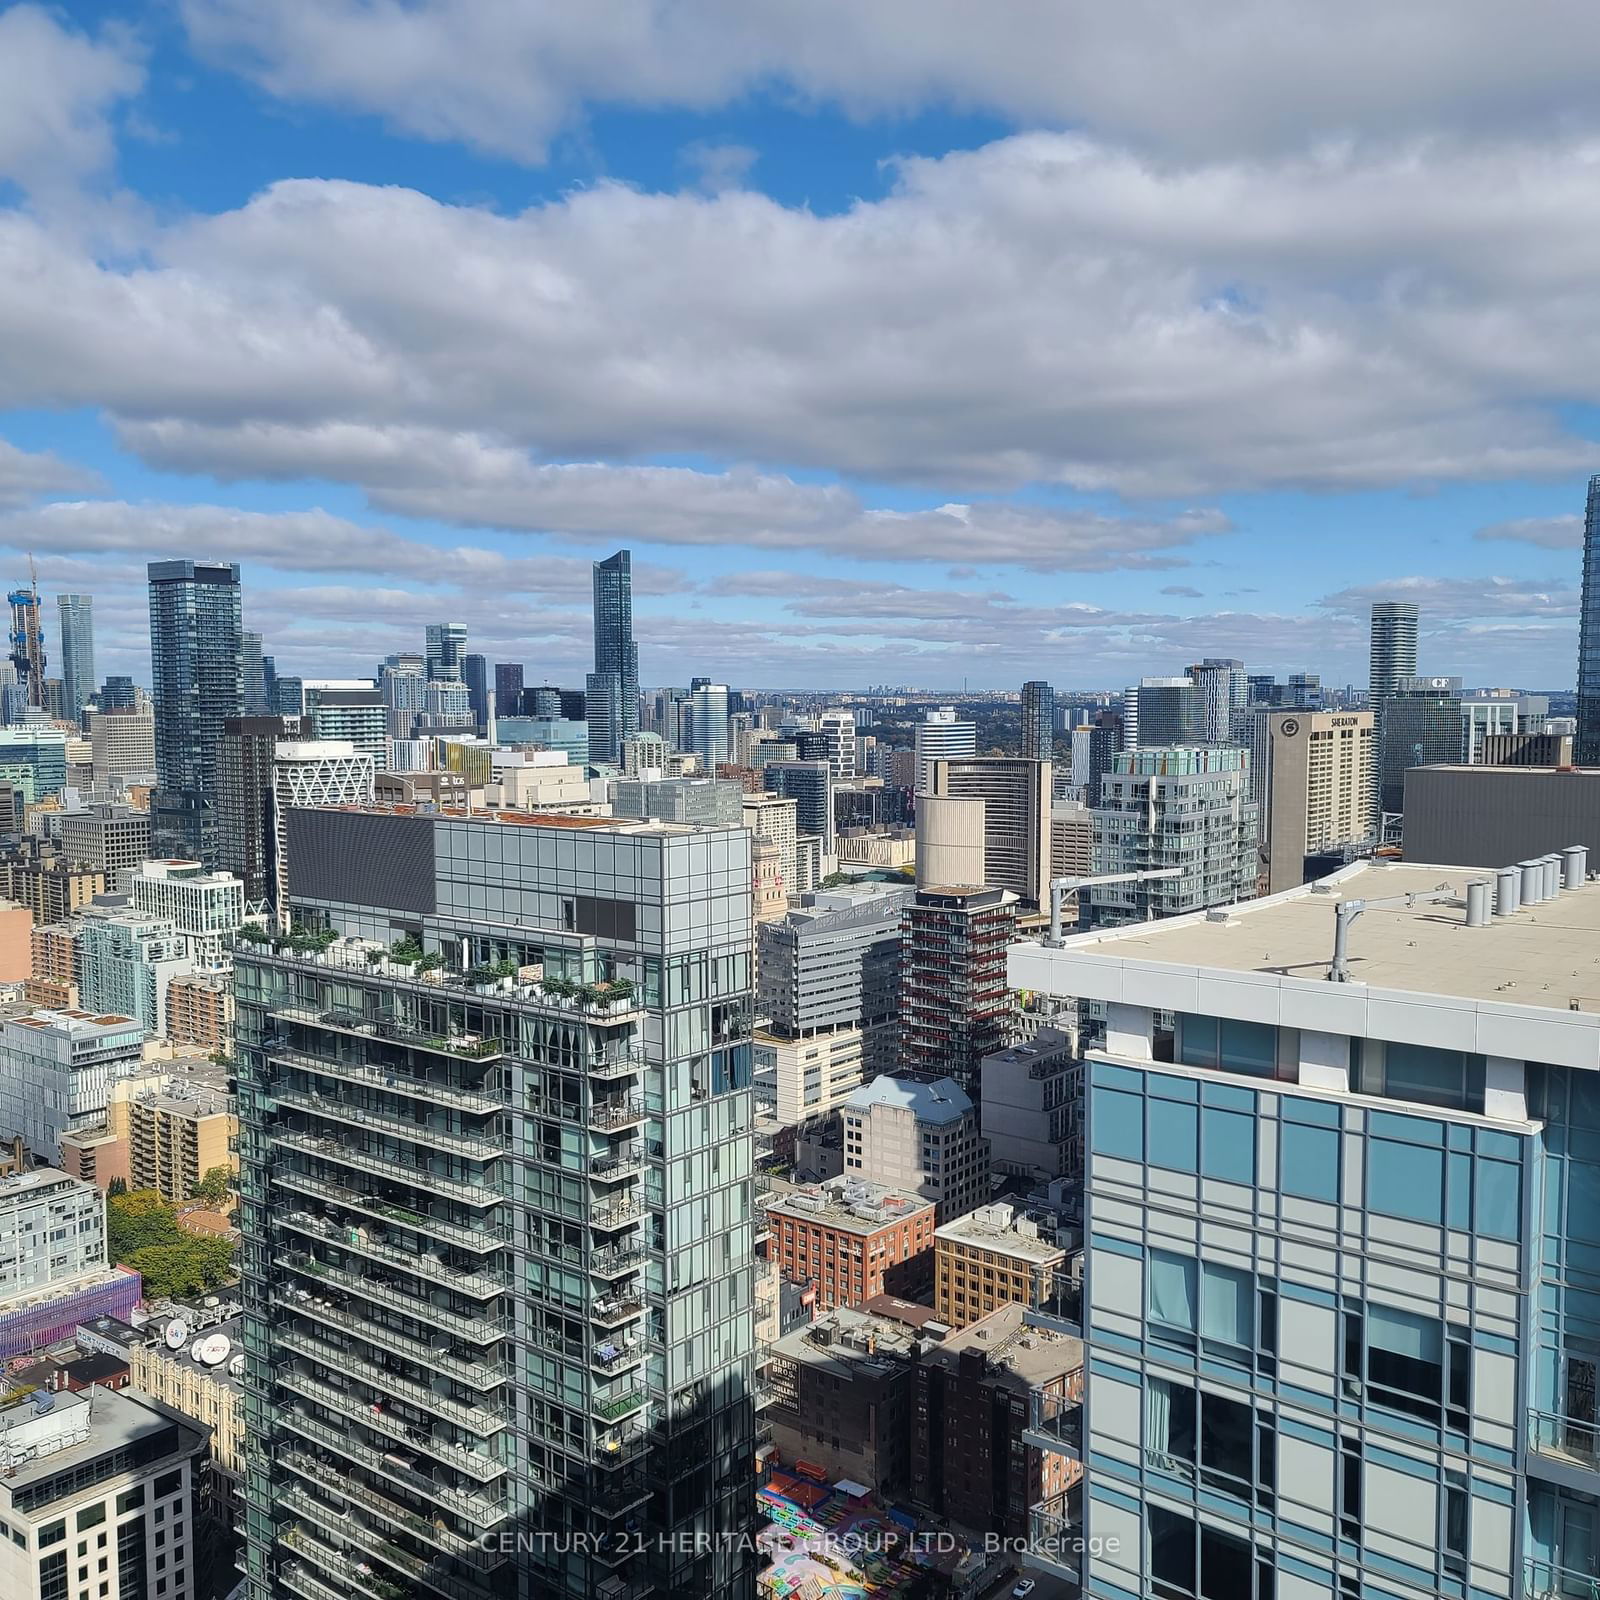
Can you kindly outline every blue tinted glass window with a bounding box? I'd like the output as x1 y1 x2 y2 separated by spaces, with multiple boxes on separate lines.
1281 1123 1338 1202
1383 1044 1485 1113
1476 1159 1521 1240
1219 1018 1276 1076
1368 1137 1444 1225
1176 1014 1219 1068
1200 1262 1254 1348
1202 1108 1255 1184
1447 1151 1472 1230
1094 1089 1145 1161
1150 1252 1198 1333
1148 1100 1198 1172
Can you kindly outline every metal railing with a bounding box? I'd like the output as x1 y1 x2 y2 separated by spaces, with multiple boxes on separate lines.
277 1209 507 1299
272 1168 509 1254
1529 1407 1600 1472
276 1249 510 1343
277 1132 504 1207
270 1048 504 1115
1525 1556 1600 1598
273 1086 508 1161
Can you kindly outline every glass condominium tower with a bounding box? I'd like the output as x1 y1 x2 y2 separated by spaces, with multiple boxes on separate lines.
589 549 640 765
56 592 95 721
1010 854 1600 1600
235 804 757 1600
149 558 244 865
1577 476 1600 766
1022 679 1056 763
1368 601 1419 818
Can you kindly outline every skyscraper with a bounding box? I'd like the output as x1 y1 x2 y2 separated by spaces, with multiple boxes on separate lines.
148 559 244 864
5 578 44 713
235 804 756 1600
1133 677 1204 746
463 651 491 731
690 678 731 770
241 628 268 713
914 706 978 793
494 660 524 712
1578 475 1600 764
216 715 287 906
928 755 1053 910
55 593 94 722
589 548 639 764
1021 679 1055 762
1259 708 1375 892
425 620 467 681
1369 600 1420 814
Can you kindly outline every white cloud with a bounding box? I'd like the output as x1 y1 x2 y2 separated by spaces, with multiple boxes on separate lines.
1317 574 1578 620
1475 512 1585 549
180 1 1600 162
0 438 102 508
0 6 144 199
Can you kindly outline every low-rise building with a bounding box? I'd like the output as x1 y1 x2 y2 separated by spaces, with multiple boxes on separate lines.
768 1176 937 1314
910 1301 1083 1538
841 1074 989 1222
934 1202 1069 1329
979 1026 1083 1185
162 973 233 1054
0 1384 207 1600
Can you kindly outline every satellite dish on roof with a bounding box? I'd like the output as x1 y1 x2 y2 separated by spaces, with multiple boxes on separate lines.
189 1337 207 1364
199 1334 231 1367
165 1320 189 1350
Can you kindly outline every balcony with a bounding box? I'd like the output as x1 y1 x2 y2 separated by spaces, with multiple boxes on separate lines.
281 1484 431 1582
590 1339 647 1377
589 1293 645 1329
276 1323 509 1435
277 1410 508 1526
278 1209 507 1300
594 1424 651 1470
275 1289 511 1391
1023 1386 1083 1460
276 1250 509 1344
1525 1555 1600 1598
272 1050 505 1115
279 1561 355 1600
589 1146 647 1183
275 1362 507 1461
277 1132 504 1207
273 1168 509 1254
590 1242 649 1277
274 1087 508 1161
591 1195 646 1230
1527 1407 1600 1487
271 1002 508 1063
281 1522 414 1600
592 1387 649 1422
588 1098 646 1133
1027 1493 1082 1586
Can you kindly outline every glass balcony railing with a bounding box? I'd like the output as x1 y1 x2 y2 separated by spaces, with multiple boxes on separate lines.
591 1194 646 1230
272 1168 509 1254
279 1560 353 1600
273 1088 509 1161
281 1484 431 1581
281 1522 413 1600
1529 1408 1600 1473
277 1133 503 1208
277 1209 507 1299
589 1242 650 1277
275 1363 506 1462
1524 1555 1600 1599
592 1388 649 1422
276 1250 509 1344
270 1048 504 1115
1027 1493 1082 1585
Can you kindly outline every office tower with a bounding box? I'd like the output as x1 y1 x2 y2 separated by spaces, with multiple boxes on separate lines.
302 681 386 758
494 660 523 710
1051 797 1094 878
0 726 68 801
816 708 859 778
497 714 591 766
216 716 288 906
900 885 1017 1091
6 576 45 710
379 651 427 738
1259 709 1375 893
1380 675 1463 814
1009 858 1600 1600
58 802 151 879
463 651 491 731
1134 677 1205 746
1021 680 1056 762
1580 476 1600 763
914 706 978 793
1285 670 1322 709
0 1382 206 1600
1401 764 1600 863
609 775 744 826
241 628 268 712
425 620 467 681
1090 746 1257 925
0 1007 145 1164
762 759 833 853
588 548 640 764
1369 598 1420 815
89 705 156 784
268 738 376 923
148 558 244 864
1248 672 1277 704
928 755 1052 910
756 883 913 1119
841 1075 988 1222
690 679 732 770
1070 711 1122 805
742 792 800 896
55 593 94 721
1187 660 1240 744
129 859 245 971
234 804 756 1600
559 686 588 721
270 674 304 719
99 674 138 711
1461 696 1522 763
1479 730 1576 766
523 683 562 719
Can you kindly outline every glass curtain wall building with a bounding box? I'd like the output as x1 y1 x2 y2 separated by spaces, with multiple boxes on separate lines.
235 804 757 1600
56 593 95 722
148 559 244 865
1010 855 1600 1600
1577 476 1600 766
590 550 640 765
1022 680 1056 763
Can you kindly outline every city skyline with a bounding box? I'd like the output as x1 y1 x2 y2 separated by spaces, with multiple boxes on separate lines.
0 6 1596 689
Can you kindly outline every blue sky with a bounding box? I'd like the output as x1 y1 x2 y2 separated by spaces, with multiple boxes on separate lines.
1 2 1597 691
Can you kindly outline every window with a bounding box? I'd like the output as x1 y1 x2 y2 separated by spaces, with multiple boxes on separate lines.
1368 1136 1444 1226
1094 1090 1144 1161
1149 1252 1198 1338
1177 1014 1278 1078
76 1504 105 1533
1281 1122 1339 1203
155 1471 182 1498
1338 1438 1362 1543
1345 1303 1469 1427
1201 1262 1254 1351
114 1489 144 1516
1149 1506 1271 1600
1442 1478 1468 1574
1378 1043 1485 1114
1202 1107 1255 1184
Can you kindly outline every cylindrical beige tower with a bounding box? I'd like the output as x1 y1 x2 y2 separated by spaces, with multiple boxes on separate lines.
916 795 986 888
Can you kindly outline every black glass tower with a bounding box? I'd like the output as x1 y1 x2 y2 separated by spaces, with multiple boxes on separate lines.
589 548 639 764
1579 476 1600 765
148 559 243 864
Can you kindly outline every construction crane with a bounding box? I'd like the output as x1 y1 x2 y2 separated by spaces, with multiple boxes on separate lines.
7 553 45 709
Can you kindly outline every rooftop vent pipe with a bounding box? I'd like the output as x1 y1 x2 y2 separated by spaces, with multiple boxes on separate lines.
1543 854 1562 902
1563 845 1588 889
1464 879 1491 927
1494 867 1520 917
1520 859 1544 905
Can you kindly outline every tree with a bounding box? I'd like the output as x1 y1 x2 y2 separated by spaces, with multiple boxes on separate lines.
124 1237 236 1301
190 1165 233 1205
107 1189 182 1262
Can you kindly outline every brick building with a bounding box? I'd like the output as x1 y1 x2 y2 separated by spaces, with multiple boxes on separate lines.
767 1176 936 1314
934 1202 1068 1329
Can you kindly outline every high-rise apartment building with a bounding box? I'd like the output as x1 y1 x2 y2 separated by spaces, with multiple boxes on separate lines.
841 1074 988 1222
241 628 268 713
1021 679 1056 762
303 681 386 758
1070 711 1122 804
1578 476 1600 764
690 679 732 770
424 620 467 681
55 593 94 722
77 909 193 1036
216 715 288 906
1091 746 1258 925
1259 709 1375 893
914 706 978 794
269 739 376 924
148 559 244 865
1009 856 1600 1600
0 1007 145 1164
463 651 491 731
129 859 246 971
1132 677 1204 747
1369 598 1420 816
928 755 1052 910
900 885 1017 1092
235 803 756 1600
99 674 138 711
816 708 859 779
1187 659 1246 744
761 760 833 853
589 549 640 764
493 661 524 711
0 725 68 800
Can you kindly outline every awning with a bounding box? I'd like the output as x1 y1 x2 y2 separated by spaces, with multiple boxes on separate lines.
833 1480 871 1499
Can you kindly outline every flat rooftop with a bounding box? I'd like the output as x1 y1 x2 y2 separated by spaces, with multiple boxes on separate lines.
935 1202 1067 1263
311 802 731 836
920 1302 1083 1388
767 1176 933 1235
1025 860 1600 1011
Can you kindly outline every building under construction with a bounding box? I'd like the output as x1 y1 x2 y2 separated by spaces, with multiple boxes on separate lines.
8 568 45 710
